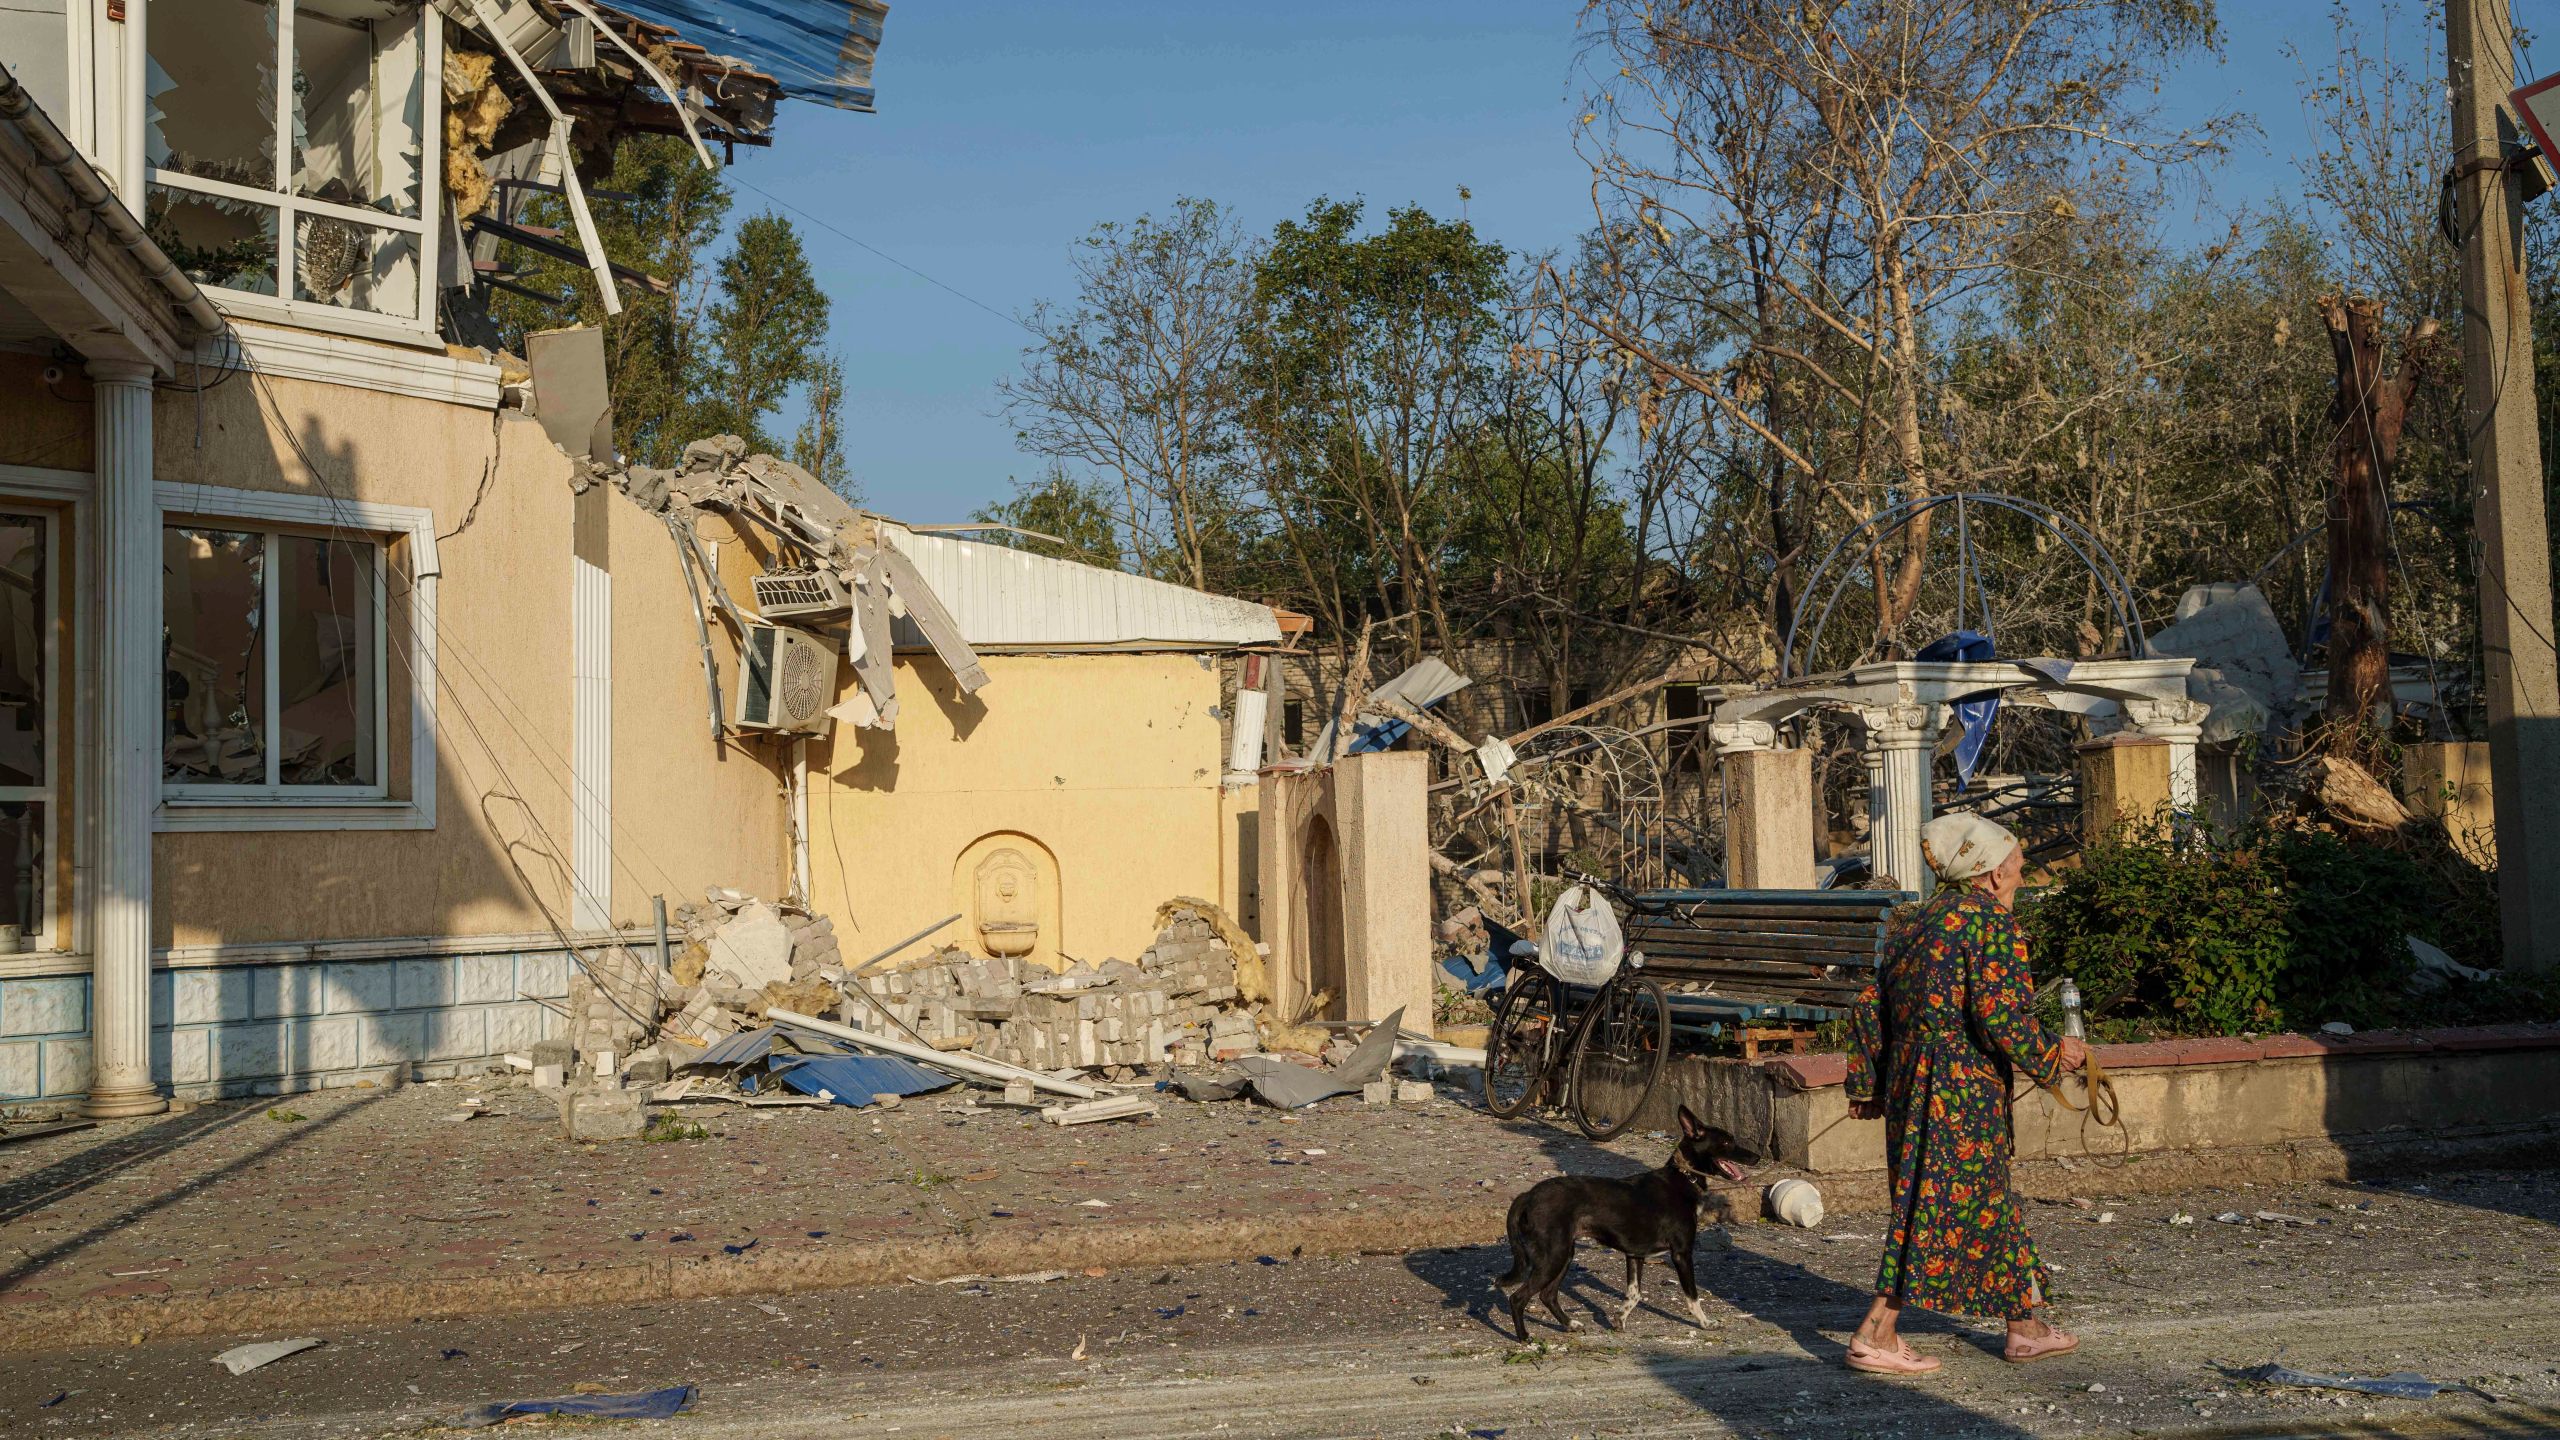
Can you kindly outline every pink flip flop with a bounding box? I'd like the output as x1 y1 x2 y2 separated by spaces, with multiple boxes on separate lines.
2004 1327 2080 1363
1845 1339 1944 1376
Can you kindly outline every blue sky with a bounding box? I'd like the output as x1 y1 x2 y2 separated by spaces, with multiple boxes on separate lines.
727 1 2467 524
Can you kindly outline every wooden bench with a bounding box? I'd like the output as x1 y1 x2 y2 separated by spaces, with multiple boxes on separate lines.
1621 888 1914 1020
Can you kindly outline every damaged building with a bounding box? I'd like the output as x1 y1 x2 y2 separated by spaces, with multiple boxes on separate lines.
0 0 1435 1114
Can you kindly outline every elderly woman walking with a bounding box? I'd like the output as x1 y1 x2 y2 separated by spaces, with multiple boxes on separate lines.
1841 813 2089 1376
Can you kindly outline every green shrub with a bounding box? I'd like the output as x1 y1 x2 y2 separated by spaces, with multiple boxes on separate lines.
2019 821 2289 1036
2017 818 2511 1036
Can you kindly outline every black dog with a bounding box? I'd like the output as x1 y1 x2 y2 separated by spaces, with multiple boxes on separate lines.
1495 1106 1758 1341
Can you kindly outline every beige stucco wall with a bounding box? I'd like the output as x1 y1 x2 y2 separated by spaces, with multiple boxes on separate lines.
21 359 795 950
0 353 95 473
807 651 1232 972
606 495 790 922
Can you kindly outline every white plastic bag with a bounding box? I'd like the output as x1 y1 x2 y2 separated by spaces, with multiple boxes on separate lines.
1540 884 1624 986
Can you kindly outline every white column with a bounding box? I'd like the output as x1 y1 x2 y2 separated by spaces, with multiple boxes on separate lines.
86 361 166 1118
2125 697 2210 815
569 488 612 931
1857 702 1937 894
1711 721 1816 891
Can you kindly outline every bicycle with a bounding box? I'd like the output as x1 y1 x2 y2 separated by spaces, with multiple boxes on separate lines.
1480 873 1673 1140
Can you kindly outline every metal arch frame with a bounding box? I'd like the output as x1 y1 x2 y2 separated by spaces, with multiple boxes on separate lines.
1780 493 2148 680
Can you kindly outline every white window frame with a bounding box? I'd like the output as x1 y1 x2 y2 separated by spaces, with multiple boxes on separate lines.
154 483 438 833
0 505 65 953
142 0 444 348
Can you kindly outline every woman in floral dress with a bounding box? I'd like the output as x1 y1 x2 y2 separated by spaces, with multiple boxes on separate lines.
1841 813 2088 1375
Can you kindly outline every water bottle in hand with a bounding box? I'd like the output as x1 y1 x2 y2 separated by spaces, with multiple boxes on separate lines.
2058 978 2085 1041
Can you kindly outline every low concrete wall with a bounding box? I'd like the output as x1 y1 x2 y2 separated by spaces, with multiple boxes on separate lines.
0 945 592 1109
1635 1024 2560 1174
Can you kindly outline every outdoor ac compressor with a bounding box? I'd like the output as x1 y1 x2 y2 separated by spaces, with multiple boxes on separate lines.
733 622 839 736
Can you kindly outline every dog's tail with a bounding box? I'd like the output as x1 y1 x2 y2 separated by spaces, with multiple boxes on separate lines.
1494 1190 1531 1289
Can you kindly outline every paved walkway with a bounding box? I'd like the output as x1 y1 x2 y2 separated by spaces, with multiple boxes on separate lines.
0 1074 1637 1341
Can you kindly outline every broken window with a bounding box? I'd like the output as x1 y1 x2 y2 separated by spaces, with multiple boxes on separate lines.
163 525 383 794
145 0 431 328
0 516 53 946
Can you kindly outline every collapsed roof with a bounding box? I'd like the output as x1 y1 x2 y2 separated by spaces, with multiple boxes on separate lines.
440 0 886 335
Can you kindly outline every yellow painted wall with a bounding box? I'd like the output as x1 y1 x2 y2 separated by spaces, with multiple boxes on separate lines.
135 366 784 947
808 651 1232 971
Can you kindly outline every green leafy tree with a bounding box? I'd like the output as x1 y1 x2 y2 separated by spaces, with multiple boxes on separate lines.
792 350 857 503
970 465 1128 571
700 213 834 454
1241 197 1507 660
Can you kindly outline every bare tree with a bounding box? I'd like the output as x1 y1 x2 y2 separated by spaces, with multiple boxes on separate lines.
1575 0 2230 655
999 197 1255 589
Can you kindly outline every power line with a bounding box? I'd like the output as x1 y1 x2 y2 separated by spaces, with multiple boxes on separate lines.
725 172 1035 337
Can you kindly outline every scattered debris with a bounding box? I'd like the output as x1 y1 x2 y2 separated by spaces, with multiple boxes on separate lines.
2246 1361 2441 1400
449 1384 698 1429
1173 1008 1405 1109
213 1338 322 1375
1042 1096 1161 1126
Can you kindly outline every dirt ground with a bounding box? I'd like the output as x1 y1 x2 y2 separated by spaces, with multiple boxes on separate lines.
1 1168 2553 1438
0 1074 1606 1327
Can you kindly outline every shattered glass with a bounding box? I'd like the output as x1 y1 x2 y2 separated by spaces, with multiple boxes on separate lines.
292 0 426 218
0 518 46 792
146 185 281 298
274 535 378 787
147 0 281 189
162 529 269 787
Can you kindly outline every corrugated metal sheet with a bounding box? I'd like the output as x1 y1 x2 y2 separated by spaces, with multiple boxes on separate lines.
602 1 889 111
880 525 1282 652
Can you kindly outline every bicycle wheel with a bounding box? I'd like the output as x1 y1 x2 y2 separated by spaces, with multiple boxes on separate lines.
1566 973 1671 1140
1483 975 1564 1118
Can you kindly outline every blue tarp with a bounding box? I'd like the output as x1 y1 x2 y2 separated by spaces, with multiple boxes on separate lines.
766 1052 956 1103
1439 916 1525 994
1915 630 1999 788
608 1 889 112
452 1384 697 1428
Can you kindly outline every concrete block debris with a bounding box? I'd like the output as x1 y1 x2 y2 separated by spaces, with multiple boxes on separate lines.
559 1087 649 1142
517 890 1287 1138
214 1338 322 1375
1040 1095 1160 1126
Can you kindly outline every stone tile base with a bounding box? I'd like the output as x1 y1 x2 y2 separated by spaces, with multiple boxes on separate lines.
0 945 588 1107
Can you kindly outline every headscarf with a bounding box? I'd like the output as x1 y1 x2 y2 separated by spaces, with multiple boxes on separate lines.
1919 813 2019 885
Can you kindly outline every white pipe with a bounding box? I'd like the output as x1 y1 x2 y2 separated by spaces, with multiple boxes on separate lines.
1228 686 1268 774
768 1008 1101 1099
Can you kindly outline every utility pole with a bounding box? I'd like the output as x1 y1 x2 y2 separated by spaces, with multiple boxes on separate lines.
2448 0 2560 973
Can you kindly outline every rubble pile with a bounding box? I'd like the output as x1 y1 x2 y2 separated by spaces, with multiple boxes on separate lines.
568 891 1274 1090
847 907 1258 1074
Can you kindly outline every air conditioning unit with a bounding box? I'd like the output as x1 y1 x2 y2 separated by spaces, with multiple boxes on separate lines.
752 567 849 619
733 623 839 736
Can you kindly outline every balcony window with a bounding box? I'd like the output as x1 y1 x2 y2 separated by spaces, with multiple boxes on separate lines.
145 0 434 335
